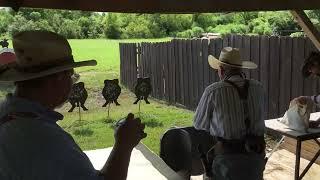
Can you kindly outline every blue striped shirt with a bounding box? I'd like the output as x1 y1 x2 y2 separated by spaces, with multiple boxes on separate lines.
193 76 266 140
0 94 103 180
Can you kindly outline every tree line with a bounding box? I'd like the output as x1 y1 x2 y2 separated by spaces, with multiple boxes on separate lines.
0 8 319 39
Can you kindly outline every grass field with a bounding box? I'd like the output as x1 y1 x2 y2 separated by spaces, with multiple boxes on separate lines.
0 38 193 154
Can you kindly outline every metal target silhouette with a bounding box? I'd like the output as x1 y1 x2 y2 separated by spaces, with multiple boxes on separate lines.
102 79 121 106
134 77 152 104
102 79 121 117
68 82 89 113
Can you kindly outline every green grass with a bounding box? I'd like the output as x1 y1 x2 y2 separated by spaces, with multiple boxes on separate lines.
0 38 193 154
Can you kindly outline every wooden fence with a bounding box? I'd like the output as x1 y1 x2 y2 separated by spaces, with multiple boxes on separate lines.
119 34 320 119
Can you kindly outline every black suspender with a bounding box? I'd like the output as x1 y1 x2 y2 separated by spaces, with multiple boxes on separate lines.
223 79 251 134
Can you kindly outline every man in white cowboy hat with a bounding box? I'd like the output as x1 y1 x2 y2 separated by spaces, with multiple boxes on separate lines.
160 47 266 179
0 30 146 180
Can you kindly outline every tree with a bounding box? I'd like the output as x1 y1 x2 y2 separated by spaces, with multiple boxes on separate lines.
104 13 121 39
0 9 14 37
58 19 81 39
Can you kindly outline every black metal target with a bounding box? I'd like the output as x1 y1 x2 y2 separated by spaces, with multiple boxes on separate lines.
133 77 152 104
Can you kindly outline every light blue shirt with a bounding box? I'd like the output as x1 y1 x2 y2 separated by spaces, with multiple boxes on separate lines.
0 94 103 180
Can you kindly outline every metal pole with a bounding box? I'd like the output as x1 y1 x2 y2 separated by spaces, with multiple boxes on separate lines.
108 103 111 118
295 140 302 180
78 104 81 121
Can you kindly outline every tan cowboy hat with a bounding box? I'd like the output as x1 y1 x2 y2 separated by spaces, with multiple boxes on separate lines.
0 30 97 82
208 47 257 69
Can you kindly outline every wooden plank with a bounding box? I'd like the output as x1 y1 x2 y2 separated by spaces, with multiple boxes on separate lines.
223 34 230 48
167 42 172 103
143 43 147 77
243 35 251 79
150 44 156 97
132 43 137 91
291 37 305 100
124 44 128 88
202 39 210 89
281 137 320 165
142 43 147 77
4 0 320 13
268 36 280 118
279 36 293 115
178 40 185 105
290 10 320 51
147 43 152 77
137 43 145 77
133 43 137 90
192 40 199 107
234 34 243 49
250 36 260 81
173 39 181 104
187 40 194 108
156 43 162 99
126 43 129 86
196 39 204 103
182 40 190 107
152 43 157 98
122 44 125 86
137 43 142 77
141 43 146 77
260 36 270 119
119 43 123 84
170 41 176 104
159 43 164 99
163 43 169 102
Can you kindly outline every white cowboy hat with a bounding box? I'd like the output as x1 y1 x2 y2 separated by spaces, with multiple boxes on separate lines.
0 30 97 82
208 47 257 69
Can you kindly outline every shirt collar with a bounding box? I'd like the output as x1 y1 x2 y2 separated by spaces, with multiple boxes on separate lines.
0 93 63 123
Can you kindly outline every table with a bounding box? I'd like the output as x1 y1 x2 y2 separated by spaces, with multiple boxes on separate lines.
84 143 184 180
265 112 320 180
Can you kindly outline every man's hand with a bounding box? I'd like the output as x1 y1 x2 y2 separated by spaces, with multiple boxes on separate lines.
114 113 147 150
100 114 147 180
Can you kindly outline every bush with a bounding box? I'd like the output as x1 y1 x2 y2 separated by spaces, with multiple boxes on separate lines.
176 29 193 38
249 18 272 35
191 26 204 37
207 23 249 36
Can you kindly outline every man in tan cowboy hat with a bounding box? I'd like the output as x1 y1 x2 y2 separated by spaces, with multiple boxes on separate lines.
160 47 266 179
294 52 320 128
0 30 146 180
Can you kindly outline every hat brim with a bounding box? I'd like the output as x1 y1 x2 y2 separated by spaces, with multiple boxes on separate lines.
0 60 97 82
208 55 257 69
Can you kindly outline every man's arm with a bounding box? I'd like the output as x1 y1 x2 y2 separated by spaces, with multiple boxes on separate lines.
99 113 147 180
193 89 214 131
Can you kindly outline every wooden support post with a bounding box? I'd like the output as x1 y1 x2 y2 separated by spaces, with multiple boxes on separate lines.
290 10 320 51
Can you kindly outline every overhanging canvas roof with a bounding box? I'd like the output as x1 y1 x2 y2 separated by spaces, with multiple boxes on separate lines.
0 0 320 13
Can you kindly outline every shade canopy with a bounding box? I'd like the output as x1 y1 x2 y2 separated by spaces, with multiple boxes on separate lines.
1 0 320 13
